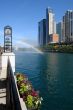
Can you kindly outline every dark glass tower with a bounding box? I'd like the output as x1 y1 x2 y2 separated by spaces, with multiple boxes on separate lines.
38 19 46 46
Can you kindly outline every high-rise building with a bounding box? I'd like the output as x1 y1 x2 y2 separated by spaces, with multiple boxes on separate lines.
56 22 63 42
46 8 56 44
63 10 73 42
38 19 46 46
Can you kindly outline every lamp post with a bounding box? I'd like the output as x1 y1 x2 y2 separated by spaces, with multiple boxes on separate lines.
4 26 12 52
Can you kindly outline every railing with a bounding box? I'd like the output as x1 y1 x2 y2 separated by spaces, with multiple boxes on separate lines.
7 59 22 110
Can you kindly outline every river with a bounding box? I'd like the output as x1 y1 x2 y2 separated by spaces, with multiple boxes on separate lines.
15 51 73 110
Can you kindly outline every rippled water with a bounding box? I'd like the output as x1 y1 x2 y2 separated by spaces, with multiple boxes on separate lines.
15 51 73 110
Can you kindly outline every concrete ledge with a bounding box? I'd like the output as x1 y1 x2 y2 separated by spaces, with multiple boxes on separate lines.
14 76 27 110
0 68 7 79
2 52 15 73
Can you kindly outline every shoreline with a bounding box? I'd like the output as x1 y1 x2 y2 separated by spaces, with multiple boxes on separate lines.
42 50 73 54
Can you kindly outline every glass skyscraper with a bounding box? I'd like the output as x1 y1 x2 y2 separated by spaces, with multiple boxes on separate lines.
56 22 63 42
38 19 46 46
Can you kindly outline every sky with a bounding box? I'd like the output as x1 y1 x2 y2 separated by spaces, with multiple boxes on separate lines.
0 0 73 47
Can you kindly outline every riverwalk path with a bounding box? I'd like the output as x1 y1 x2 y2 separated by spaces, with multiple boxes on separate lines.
0 55 7 109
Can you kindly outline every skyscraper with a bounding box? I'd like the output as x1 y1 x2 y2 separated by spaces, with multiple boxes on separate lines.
63 10 73 42
56 22 63 42
46 8 56 44
38 19 46 46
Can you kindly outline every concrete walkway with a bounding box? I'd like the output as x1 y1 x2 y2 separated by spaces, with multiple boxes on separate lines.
0 55 7 109
0 80 6 109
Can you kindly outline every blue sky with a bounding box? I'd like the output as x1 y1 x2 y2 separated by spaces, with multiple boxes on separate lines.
0 0 73 47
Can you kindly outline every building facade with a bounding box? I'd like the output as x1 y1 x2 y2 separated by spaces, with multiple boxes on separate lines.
56 22 63 42
63 10 73 42
49 34 59 43
46 8 56 44
38 19 46 46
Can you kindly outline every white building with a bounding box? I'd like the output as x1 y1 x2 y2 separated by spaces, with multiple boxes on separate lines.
46 8 56 44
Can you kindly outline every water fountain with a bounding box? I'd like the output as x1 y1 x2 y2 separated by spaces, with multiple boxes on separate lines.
14 40 43 54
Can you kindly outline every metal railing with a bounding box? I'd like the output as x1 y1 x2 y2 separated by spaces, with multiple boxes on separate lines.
7 59 22 110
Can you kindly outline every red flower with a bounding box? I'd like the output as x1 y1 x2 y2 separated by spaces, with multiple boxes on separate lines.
31 90 38 97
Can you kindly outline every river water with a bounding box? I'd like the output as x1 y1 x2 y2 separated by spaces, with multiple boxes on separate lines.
15 51 73 110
